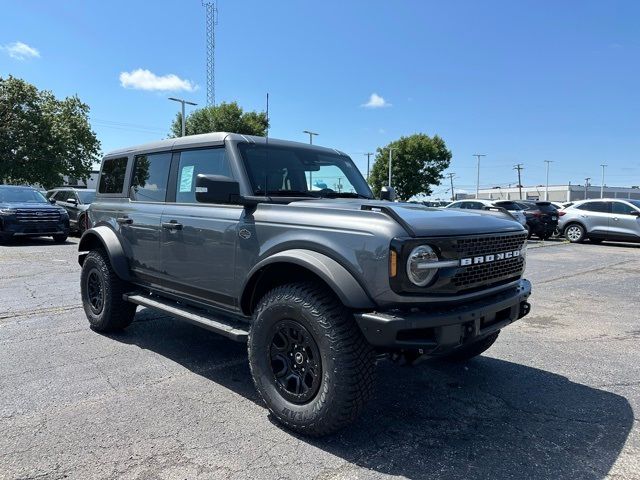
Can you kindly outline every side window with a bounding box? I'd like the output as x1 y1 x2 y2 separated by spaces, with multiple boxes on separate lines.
577 201 609 213
612 202 636 215
175 148 230 204
98 157 128 194
130 152 172 202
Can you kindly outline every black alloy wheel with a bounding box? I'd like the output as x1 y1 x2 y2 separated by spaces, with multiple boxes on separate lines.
86 268 105 315
269 319 322 404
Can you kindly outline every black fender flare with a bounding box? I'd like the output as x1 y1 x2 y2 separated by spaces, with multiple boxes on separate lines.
242 249 375 311
78 226 131 281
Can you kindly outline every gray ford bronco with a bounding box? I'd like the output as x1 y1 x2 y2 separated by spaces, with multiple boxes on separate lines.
79 132 531 436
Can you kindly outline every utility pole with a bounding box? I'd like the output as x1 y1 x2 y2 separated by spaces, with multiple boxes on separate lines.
388 148 396 187
514 163 524 200
168 97 198 137
473 154 486 198
364 153 373 182
584 177 591 200
600 164 607 198
303 130 318 145
544 160 553 201
446 173 456 202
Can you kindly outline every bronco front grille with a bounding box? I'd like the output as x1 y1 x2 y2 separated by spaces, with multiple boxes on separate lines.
16 209 61 223
453 256 525 288
455 232 527 258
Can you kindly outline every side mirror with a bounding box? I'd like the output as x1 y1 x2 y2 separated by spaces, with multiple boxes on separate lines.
380 186 396 202
67 198 78 205
630 210 640 217
195 174 241 204
49 198 56 204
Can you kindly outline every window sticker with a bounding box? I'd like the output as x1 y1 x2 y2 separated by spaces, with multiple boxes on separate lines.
179 165 195 192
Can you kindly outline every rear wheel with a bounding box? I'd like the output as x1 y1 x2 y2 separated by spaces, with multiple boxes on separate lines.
80 249 136 332
248 282 376 437
564 223 585 243
441 331 500 362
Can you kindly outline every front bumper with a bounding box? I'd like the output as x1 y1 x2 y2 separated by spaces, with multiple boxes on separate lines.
354 279 531 353
1 220 69 237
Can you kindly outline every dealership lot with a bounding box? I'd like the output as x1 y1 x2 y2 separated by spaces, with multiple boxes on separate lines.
1 238 638 480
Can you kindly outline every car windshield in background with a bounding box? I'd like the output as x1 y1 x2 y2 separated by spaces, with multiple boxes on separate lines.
0 187 48 203
238 143 372 198
77 191 96 204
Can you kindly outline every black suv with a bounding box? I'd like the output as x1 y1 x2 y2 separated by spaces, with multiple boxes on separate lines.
0 185 70 243
516 201 559 239
46 187 96 235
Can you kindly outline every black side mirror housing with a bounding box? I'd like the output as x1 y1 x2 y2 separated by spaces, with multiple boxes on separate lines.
49 198 56 204
630 210 640 217
67 198 78 205
195 174 241 204
380 186 396 202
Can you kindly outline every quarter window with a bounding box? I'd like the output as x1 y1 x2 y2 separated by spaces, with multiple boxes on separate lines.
130 152 172 202
98 157 128 194
175 148 231 204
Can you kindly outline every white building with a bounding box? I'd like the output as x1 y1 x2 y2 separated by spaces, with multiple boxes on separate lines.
465 184 640 203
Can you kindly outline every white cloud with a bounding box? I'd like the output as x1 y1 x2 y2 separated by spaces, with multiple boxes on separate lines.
119 68 197 92
361 93 391 108
1 41 40 60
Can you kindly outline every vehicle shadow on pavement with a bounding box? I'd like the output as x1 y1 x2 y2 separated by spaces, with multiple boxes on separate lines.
0 237 73 247
112 311 633 480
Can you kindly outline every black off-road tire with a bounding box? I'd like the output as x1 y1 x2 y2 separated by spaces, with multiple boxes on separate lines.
441 331 500 362
248 282 376 437
564 223 586 243
52 234 68 243
80 249 136 332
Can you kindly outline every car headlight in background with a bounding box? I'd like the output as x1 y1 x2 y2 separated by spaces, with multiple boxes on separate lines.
406 245 439 286
0 208 16 215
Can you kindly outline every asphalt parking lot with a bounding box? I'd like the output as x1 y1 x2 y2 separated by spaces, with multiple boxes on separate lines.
1 237 639 480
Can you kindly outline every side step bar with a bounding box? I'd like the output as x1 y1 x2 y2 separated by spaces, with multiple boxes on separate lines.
123 293 249 342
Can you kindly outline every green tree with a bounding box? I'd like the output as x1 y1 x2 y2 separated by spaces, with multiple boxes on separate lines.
170 101 268 137
0 76 100 189
369 134 452 201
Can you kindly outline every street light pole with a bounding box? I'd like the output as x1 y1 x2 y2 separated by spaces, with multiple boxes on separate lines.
303 130 318 145
600 164 607 198
584 177 591 200
364 152 373 182
544 160 553 201
473 154 486 198
168 97 198 137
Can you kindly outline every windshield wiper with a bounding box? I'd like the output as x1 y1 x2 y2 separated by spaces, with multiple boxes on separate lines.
316 192 372 199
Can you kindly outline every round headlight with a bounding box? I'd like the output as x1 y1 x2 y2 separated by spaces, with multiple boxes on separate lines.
406 245 439 286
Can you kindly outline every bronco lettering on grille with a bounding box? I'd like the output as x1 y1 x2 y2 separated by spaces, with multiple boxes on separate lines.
460 250 520 266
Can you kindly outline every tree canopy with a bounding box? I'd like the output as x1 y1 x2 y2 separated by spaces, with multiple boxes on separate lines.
0 76 100 189
368 134 452 201
170 101 268 137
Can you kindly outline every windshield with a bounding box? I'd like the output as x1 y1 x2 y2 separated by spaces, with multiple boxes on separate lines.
495 201 523 210
238 143 372 198
0 187 48 204
77 191 96 204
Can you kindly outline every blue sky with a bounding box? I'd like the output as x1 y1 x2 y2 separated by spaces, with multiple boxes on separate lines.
2 0 639 198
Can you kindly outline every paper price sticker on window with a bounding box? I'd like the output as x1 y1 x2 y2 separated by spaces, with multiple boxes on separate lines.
179 165 195 192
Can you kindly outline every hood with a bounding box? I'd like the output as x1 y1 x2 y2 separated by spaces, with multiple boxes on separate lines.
288 199 524 237
0 202 64 212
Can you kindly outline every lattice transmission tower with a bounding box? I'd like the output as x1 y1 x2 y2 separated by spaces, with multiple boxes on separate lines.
202 1 218 106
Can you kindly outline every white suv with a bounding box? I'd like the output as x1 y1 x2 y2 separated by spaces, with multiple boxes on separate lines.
558 199 640 244
446 199 528 229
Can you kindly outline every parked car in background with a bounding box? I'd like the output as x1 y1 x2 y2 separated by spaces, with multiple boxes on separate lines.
0 185 70 243
46 188 95 235
558 199 640 244
445 199 528 229
513 201 560 240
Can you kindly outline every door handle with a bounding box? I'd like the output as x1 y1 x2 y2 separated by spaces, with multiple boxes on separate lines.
116 217 133 225
613 217 619 221
162 221 183 231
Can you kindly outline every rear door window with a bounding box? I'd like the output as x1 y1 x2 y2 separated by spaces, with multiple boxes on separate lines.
130 152 172 202
577 201 610 213
98 157 128 194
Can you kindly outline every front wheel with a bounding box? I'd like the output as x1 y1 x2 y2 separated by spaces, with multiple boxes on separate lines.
80 249 136 332
441 331 500 362
52 234 68 243
564 223 585 243
248 282 376 437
